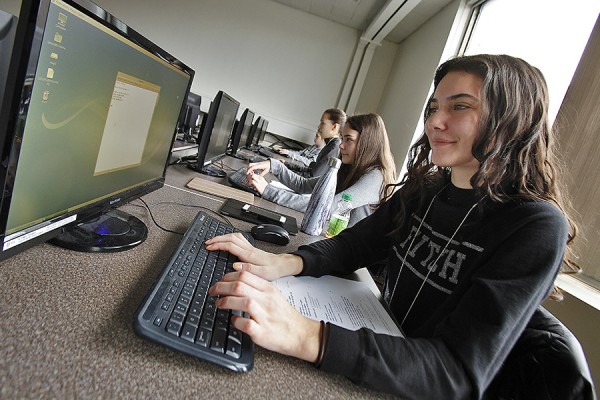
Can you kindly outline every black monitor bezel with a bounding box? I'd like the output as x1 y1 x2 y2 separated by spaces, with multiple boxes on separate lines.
228 107 255 155
254 118 269 146
244 116 262 149
178 92 201 140
0 0 194 260
193 90 239 172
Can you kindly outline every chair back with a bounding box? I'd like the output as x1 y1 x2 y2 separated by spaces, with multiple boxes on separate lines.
484 307 596 400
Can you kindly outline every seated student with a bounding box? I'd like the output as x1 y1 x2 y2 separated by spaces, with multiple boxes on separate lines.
291 108 346 178
273 131 325 168
206 54 580 398
246 113 397 228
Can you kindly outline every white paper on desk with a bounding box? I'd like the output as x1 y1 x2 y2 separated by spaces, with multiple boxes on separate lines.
274 275 403 337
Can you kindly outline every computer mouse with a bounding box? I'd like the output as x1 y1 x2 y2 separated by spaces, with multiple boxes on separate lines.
250 224 290 245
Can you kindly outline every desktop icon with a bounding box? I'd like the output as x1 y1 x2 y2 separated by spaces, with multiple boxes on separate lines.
47 68 55 79
50 52 59 60
58 13 68 28
42 91 50 102
54 32 63 43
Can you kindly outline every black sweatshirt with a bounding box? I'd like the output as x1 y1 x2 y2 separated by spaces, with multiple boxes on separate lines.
293 182 568 399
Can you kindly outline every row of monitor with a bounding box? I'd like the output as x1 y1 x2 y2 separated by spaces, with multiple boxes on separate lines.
188 90 269 178
0 0 197 260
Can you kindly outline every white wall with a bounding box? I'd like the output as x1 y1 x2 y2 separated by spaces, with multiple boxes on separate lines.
93 0 360 144
1 0 20 15
371 0 463 173
354 40 398 114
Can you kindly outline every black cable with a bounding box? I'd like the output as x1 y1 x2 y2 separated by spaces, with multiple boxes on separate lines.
132 198 235 236
217 160 237 172
137 198 185 235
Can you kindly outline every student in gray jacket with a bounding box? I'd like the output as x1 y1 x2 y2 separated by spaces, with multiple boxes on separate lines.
274 131 325 167
246 113 397 228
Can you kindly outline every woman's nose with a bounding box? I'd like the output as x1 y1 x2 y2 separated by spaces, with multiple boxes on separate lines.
426 111 446 130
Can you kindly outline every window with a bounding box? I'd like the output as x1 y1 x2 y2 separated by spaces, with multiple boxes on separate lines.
461 0 600 291
463 0 599 125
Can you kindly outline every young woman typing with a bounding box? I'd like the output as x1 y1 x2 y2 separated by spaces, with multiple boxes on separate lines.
281 108 345 178
274 131 325 168
205 55 579 398
246 113 397 228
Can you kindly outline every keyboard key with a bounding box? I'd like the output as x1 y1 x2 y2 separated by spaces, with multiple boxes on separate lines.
181 323 197 342
226 339 242 359
210 328 227 353
228 327 243 344
167 321 182 335
196 328 211 348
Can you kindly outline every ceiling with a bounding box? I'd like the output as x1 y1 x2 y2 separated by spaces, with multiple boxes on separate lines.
270 0 454 44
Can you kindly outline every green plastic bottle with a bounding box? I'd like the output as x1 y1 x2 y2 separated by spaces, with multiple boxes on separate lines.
325 193 352 238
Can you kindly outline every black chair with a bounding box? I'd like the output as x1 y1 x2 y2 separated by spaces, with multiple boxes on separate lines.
484 307 596 400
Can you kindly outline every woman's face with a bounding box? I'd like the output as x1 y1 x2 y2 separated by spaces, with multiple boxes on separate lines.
425 70 483 187
339 125 359 165
317 113 337 138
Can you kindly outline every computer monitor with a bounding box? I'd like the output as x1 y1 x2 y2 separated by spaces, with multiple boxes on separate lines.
191 90 239 177
228 108 255 155
177 91 201 142
244 116 262 149
248 117 268 150
254 118 269 147
0 0 194 260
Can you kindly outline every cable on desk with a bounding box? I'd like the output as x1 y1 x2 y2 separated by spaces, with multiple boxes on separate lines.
213 159 237 172
131 198 236 235
171 156 199 167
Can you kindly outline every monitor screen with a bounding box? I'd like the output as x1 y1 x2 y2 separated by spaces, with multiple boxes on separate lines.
255 118 269 146
228 107 254 155
177 91 201 141
0 0 193 259
244 116 262 149
191 90 239 177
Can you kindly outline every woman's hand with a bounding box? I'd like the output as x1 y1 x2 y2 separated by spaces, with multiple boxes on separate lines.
248 173 269 195
277 148 290 156
205 233 303 280
247 160 270 176
208 270 321 362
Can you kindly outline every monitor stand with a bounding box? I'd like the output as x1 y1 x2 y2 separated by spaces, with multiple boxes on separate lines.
187 163 227 178
201 164 227 178
49 209 148 252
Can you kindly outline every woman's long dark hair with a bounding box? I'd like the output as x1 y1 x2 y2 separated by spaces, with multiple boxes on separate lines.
389 54 578 298
336 113 397 203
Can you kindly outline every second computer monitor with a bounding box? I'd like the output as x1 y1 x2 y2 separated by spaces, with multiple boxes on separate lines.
245 116 262 149
255 118 269 147
248 117 268 150
178 92 201 141
229 108 255 155
192 90 240 177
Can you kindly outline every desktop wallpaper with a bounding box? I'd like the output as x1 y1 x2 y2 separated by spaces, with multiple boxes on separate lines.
6 0 191 234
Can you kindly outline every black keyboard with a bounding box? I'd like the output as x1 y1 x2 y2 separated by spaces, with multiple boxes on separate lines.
258 147 284 159
133 211 254 372
228 167 261 197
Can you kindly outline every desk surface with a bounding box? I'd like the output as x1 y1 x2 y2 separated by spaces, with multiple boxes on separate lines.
0 160 393 399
